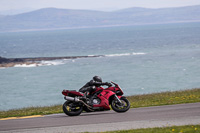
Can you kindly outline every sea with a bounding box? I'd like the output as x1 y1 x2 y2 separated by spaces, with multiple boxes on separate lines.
0 22 200 111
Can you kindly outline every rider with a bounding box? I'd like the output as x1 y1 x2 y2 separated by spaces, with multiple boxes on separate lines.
79 76 112 98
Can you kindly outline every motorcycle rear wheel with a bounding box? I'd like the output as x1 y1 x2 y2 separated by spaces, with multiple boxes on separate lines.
111 97 130 113
63 101 83 116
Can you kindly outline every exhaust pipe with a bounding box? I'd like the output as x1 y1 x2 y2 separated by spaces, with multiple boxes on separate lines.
64 96 80 102
64 96 94 111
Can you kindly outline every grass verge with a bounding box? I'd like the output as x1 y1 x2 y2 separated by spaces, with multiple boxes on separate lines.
0 105 63 118
99 125 200 133
127 88 200 108
0 88 200 118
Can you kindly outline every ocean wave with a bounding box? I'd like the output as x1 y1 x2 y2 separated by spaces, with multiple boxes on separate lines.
14 64 39 68
40 60 66 66
88 55 95 57
105 52 146 57
14 60 68 68
12 53 146 68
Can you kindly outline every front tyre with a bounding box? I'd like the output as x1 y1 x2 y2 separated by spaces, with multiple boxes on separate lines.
63 101 83 116
111 97 130 113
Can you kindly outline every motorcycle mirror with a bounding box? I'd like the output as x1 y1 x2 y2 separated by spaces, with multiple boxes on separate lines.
111 81 116 85
111 81 118 87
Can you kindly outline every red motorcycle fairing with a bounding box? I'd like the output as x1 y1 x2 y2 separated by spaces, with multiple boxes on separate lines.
62 90 83 97
90 87 104 94
93 93 110 110
105 86 124 96
92 87 122 110
100 89 116 100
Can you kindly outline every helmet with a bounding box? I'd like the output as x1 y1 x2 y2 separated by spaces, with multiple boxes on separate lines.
93 76 102 82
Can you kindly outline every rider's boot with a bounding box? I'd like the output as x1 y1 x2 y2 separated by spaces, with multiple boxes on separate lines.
80 92 93 106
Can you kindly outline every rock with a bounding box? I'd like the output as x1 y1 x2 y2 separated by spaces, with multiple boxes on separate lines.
0 56 11 63
0 55 102 68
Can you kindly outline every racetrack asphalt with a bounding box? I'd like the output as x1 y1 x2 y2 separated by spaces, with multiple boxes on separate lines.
0 102 200 133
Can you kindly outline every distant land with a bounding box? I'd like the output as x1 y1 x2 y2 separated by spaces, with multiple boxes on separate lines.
0 5 200 32
0 55 101 68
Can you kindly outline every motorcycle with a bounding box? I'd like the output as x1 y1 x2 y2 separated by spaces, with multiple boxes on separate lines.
62 81 130 116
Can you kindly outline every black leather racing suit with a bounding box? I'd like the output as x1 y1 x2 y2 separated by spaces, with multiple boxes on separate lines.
79 80 110 94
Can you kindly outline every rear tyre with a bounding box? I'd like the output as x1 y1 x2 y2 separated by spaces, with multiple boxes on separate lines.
111 97 130 113
63 101 83 116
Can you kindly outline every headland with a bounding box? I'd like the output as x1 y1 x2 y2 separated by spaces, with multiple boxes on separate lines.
0 55 101 68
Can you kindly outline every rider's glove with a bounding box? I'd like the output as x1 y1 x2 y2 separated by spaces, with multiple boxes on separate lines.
105 82 112 87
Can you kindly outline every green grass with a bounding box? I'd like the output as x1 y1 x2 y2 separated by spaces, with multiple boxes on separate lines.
99 125 200 133
0 105 63 118
0 88 200 118
127 88 200 108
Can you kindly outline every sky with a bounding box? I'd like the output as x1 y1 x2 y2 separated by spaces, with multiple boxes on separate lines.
0 0 200 13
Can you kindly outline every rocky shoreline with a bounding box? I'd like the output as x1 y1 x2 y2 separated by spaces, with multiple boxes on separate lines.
0 55 101 68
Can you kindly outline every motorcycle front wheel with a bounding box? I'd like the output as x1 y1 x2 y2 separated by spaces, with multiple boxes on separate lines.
111 97 130 113
63 101 83 116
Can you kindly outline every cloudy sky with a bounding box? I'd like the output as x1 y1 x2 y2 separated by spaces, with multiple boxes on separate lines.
1 0 200 12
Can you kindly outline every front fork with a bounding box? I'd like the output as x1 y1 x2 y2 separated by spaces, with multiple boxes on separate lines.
114 94 122 104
